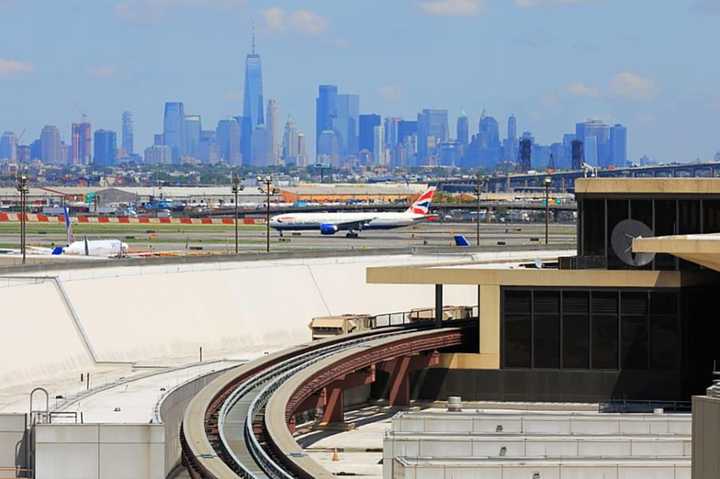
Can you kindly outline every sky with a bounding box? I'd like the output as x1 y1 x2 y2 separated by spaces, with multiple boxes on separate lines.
0 0 719 163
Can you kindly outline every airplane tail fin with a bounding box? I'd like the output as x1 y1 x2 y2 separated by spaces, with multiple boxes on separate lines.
406 187 436 215
63 207 74 244
51 246 64 255
454 234 471 247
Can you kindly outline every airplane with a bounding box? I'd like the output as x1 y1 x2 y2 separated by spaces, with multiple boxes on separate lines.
50 207 129 257
270 187 437 238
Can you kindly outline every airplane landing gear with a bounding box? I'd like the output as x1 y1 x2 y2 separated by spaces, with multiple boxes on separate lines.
346 231 359 239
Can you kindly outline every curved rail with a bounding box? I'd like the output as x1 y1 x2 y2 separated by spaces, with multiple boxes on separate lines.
181 326 465 478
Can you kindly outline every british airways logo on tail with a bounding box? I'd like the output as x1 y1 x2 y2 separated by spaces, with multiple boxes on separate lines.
408 187 436 215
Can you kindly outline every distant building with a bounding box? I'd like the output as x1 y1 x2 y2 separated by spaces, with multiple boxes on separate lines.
316 84 338 160
216 118 242 165
503 115 518 163
335 94 359 160
417 109 448 164
282 117 301 165
373 124 385 165
242 33 264 164
184 115 201 159
144 144 172 164
40 125 62 164
198 130 219 164
359 114 381 156
266 98 280 165
154 134 164 146
71 121 92 165
93 129 117 167
317 129 339 166
456 114 469 146
397 120 418 145
297 132 307 167
121 111 134 155
576 120 610 167
384 117 401 149
610 124 627 167
571 139 584 169
518 135 533 172
163 102 186 163
0 131 17 162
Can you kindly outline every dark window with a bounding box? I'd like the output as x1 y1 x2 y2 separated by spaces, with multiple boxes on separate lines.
630 200 653 228
621 292 649 370
679 200 702 270
654 199 677 270
607 200 630 269
582 199 605 256
533 291 560 368
562 291 589 369
703 200 720 233
591 292 619 369
650 292 680 370
504 290 531 368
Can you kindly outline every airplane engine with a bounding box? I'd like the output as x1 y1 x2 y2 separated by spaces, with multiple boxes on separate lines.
320 224 339 235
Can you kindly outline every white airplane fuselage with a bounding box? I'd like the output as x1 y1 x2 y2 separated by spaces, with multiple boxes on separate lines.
270 211 427 234
63 239 128 257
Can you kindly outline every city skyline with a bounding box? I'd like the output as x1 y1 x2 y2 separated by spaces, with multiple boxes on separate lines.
0 1 718 163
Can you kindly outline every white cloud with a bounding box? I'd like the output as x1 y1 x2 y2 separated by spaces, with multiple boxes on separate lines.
0 58 33 77
262 7 328 35
87 65 117 79
420 0 485 16
609 72 657 100
515 0 594 7
566 82 600 98
114 0 245 24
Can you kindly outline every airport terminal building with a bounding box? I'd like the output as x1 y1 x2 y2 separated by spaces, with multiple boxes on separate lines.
369 178 720 403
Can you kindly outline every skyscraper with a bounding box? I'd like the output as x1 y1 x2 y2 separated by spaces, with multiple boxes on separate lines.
163 102 185 163
317 130 339 165
198 130 219 164
144 145 172 164
266 99 280 165
576 120 610 167
0 131 17 162
373 124 385 165
40 125 62 164
571 139 584 170
297 132 307 167
417 109 448 164
71 121 92 165
610 124 628 166
184 115 202 159
316 85 338 159
242 32 264 164
216 118 242 165
504 114 518 163
359 114 381 154
456 114 469 146
334 94 359 159
121 111 134 155
519 136 533 172
93 129 117 167
384 117 400 149
282 117 299 165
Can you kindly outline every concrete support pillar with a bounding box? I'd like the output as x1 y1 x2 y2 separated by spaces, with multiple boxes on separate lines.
387 356 412 407
321 385 344 426
435 284 443 328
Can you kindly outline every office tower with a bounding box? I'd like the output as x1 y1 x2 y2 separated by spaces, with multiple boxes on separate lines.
251 125 268 166
243 32 264 164
478 115 500 149
373 124 385 165
93 129 117 167
417 109 448 164
397 120 418 145
316 85 338 159
40 125 62 164
359 114 381 154
30 140 41 161
518 136 533 172
121 111 134 155
184 115 202 159
549 143 563 170
266 99 280 165
297 133 307 167
144 145 172 164
71 121 92 165
0 131 17 161
154 134 164 146
163 102 186 163
17 145 30 164
503 114 518 163
317 130 339 165
334 94 359 159
282 117 299 165
507 115 517 142
198 130 219 164
576 120 610 167
562 133 576 170
384 117 400 149
216 118 242 165
456 114 469 145
571 139 584 169
610 124 627 166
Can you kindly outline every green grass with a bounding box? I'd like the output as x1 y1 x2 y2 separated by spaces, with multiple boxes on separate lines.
0 222 266 235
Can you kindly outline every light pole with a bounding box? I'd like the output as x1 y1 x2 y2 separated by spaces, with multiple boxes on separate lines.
231 174 243 254
544 176 552 245
16 172 28 264
257 176 277 253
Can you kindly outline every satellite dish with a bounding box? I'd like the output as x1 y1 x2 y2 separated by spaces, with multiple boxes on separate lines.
611 219 655 267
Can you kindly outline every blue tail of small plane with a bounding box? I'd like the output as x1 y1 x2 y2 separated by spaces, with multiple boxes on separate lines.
454 234 470 247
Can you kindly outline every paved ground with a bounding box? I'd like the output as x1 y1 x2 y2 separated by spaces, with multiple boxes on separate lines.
0 221 575 254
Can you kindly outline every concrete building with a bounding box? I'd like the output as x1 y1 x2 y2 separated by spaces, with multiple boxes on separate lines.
40 125 62 164
0 131 17 162
144 144 172 165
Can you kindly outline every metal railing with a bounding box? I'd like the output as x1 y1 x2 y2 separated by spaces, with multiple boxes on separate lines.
369 305 479 329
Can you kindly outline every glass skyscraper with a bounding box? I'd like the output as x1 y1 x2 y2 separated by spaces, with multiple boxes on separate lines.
184 115 202 159
316 85 338 160
163 102 185 163
40 125 62 164
417 109 448 164
359 114 381 153
242 36 264 165
122 111 134 155
93 129 117 167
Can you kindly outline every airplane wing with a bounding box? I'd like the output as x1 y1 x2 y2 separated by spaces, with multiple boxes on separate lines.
325 216 378 230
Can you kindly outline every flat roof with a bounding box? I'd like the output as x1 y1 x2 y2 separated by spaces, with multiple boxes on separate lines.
575 177 720 195
634 233 720 272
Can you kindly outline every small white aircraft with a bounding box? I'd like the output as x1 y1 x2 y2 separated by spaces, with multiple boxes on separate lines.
270 187 437 238
50 208 128 258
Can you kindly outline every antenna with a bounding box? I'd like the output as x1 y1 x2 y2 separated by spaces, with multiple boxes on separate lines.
251 22 256 54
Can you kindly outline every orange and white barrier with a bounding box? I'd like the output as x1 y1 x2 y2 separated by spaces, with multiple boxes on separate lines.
0 213 263 225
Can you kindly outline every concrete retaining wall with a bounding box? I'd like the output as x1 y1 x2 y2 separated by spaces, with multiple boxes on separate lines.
34 423 164 479
0 414 26 470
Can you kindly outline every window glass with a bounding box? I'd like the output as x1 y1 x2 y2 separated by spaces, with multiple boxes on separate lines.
505 314 531 368
607 200 629 269
654 199 677 270
562 290 590 369
534 291 560 368
582 199 605 256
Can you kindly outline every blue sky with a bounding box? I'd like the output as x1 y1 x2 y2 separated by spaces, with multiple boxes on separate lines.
0 0 718 163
